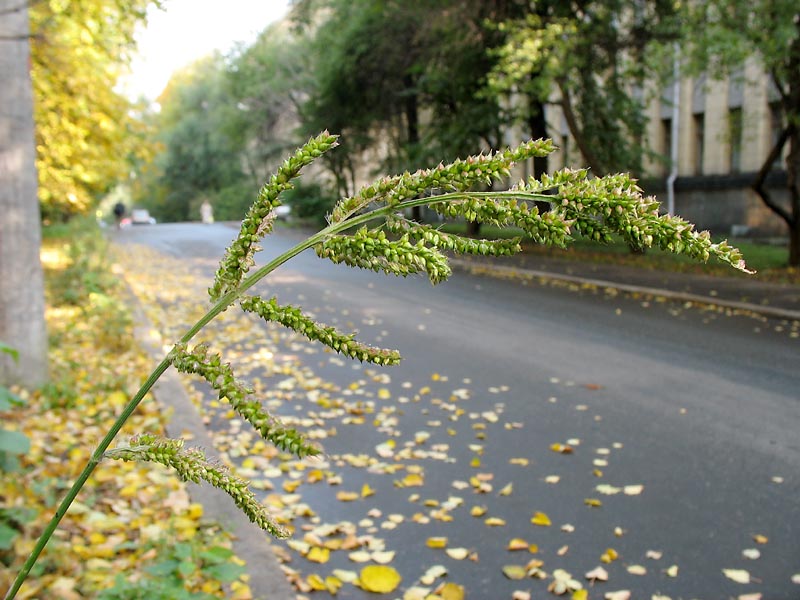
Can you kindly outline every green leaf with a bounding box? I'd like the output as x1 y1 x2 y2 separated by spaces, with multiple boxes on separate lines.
0 522 19 550
177 560 196 577
200 545 235 563
0 430 30 455
206 561 246 583
0 386 24 410
0 342 18 362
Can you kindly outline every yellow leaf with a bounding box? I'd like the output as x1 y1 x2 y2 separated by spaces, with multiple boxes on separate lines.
427 537 448 549
753 534 768 544
445 548 469 560
502 565 527 580
307 574 327 590
531 512 551 526
378 388 391 399
498 483 513 496
585 566 609 582
348 550 372 563
307 546 330 564
550 443 573 454
600 548 618 563
438 582 465 600
325 576 343 594
723 568 751 584
359 565 402 593
470 505 487 517
572 590 588 600
507 538 529 551
401 473 424 487
584 498 602 507
283 480 302 493
361 483 375 498
337 491 359 502
485 517 506 527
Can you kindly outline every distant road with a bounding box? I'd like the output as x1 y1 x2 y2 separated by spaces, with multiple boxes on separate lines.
117 222 800 599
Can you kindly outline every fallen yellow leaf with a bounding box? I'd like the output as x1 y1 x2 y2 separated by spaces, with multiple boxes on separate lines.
307 546 330 564
359 565 402 593
438 582 465 600
446 548 469 560
507 538 529 551
531 511 551 526
502 565 527 580
600 548 618 563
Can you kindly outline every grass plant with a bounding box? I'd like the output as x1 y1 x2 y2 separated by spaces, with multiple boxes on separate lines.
3 133 750 599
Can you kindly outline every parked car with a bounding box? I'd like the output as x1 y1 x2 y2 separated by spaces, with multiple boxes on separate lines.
273 205 291 220
131 209 156 225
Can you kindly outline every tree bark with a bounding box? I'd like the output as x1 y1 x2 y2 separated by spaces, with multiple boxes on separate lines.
0 0 49 386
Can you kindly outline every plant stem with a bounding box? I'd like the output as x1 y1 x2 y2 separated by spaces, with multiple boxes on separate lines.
5 189 526 598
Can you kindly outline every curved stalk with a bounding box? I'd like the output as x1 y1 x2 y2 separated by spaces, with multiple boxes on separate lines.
5 188 551 599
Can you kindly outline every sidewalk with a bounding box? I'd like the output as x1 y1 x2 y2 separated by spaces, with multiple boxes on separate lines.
451 252 800 322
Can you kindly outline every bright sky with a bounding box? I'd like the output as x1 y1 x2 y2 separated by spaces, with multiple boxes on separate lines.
123 0 291 101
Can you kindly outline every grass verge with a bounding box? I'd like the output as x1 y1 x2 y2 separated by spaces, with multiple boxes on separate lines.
439 222 799 283
1 218 252 599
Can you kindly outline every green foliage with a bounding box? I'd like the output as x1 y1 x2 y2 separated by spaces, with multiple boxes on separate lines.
0 344 29 473
97 531 244 600
282 181 337 224
134 56 249 223
487 1 681 175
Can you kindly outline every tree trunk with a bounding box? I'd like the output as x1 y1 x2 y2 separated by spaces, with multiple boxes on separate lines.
786 129 800 266
751 124 799 266
0 0 49 386
403 74 422 222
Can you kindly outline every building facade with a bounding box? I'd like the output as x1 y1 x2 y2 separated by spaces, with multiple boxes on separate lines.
547 58 789 239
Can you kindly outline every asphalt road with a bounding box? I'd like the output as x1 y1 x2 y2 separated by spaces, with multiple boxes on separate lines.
116 222 799 600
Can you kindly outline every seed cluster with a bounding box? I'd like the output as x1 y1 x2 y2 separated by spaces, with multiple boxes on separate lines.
316 228 452 284
106 434 287 537
240 295 401 366
328 139 555 224
170 342 319 459
210 132 339 300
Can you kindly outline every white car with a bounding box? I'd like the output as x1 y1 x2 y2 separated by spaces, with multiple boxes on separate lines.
131 209 156 225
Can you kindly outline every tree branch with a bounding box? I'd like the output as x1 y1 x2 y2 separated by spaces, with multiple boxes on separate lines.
557 79 608 174
751 124 796 226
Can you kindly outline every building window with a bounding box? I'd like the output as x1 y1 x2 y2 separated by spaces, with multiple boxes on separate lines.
728 108 743 174
693 114 704 175
661 117 672 176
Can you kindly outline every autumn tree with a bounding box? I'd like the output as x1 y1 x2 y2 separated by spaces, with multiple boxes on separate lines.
29 0 157 221
0 0 48 387
682 1 800 265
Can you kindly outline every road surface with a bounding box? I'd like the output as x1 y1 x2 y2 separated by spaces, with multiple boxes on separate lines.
115 222 799 600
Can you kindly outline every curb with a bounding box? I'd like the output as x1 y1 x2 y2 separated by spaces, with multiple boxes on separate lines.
123 281 295 600
450 258 800 322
